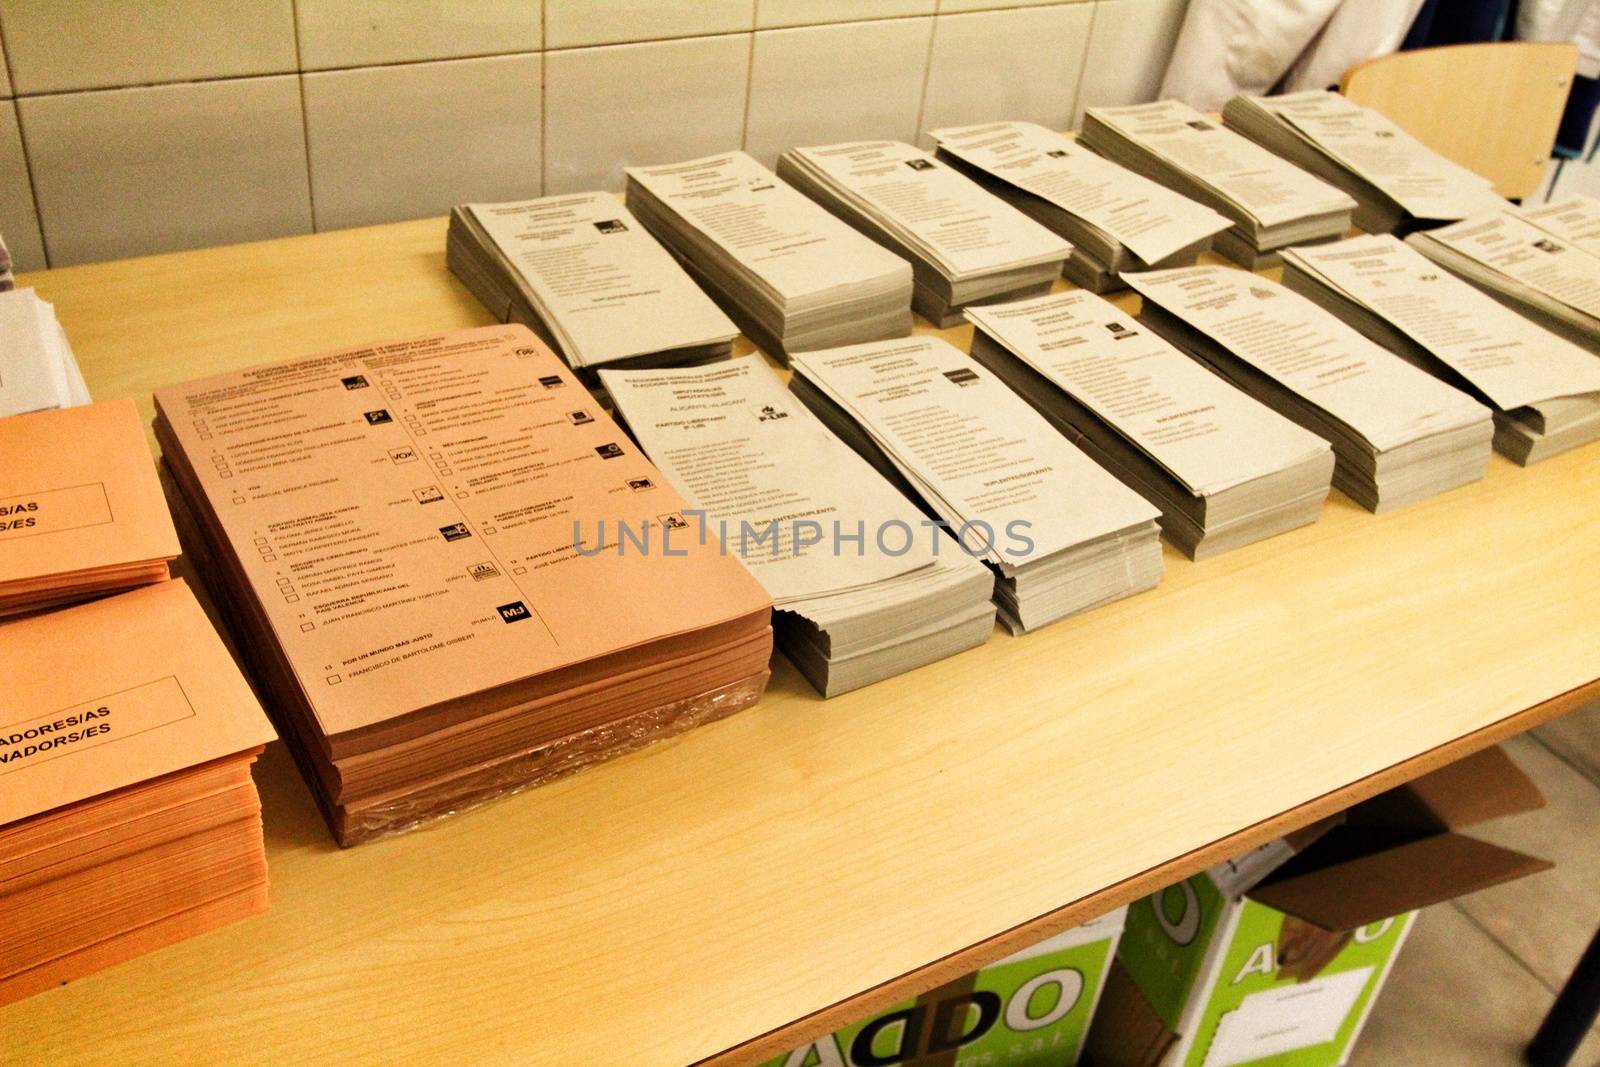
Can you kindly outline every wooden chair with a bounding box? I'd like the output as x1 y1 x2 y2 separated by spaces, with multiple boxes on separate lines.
1340 42 1578 201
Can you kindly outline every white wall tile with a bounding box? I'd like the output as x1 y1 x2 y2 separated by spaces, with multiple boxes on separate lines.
21 77 312 266
939 0 1086 12
0 104 43 270
0 0 297 94
920 5 1093 142
544 36 751 194
756 0 934 28
295 0 540 70
745 18 933 167
547 0 754 49
304 54 541 231
1074 0 1189 125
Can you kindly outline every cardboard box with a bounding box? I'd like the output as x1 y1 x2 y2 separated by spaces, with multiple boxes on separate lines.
1085 746 1550 1067
766 907 1127 1067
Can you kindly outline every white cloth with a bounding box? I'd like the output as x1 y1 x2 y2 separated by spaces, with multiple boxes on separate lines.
1518 0 1600 78
1159 0 1424 110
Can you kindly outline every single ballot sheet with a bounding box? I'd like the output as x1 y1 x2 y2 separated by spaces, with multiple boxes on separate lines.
965 292 1329 496
1124 268 1488 452
931 121 1232 265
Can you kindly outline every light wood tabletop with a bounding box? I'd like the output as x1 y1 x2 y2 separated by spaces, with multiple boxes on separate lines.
5 217 1598 1066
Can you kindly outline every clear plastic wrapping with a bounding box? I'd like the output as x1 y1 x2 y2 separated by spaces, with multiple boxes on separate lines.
339 669 770 846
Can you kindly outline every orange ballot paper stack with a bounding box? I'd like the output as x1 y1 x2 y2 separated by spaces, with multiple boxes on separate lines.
0 579 275 1006
155 324 773 846
0 399 179 616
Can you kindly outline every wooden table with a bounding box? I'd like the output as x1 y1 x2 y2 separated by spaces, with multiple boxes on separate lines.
5 218 1598 1066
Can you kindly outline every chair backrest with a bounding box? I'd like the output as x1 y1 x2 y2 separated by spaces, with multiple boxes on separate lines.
1341 41 1578 200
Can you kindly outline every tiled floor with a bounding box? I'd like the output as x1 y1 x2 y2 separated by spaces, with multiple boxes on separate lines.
1350 700 1600 1066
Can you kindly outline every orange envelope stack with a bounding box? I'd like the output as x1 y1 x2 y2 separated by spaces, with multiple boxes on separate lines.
0 399 180 616
155 324 774 846
0 578 276 1006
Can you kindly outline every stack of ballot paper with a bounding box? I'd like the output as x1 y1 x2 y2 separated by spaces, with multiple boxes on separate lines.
1408 207 1600 354
1222 91 1506 234
1126 267 1494 512
0 578 275 1006
625 152 913 360
1520 196 1600 253
1282 235 1600 464
1081 101 1356 268
0 287 88 416
446 194 739 377
775 141 1072 326
965 292 1334 559
930 121 1233 292
156 324 773 845
601 356 997 695
0 399 179 616
788 337 1163 633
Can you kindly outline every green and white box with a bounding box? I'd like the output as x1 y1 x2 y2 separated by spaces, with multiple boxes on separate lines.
765 907 1126 1067
1087 746 1550 1067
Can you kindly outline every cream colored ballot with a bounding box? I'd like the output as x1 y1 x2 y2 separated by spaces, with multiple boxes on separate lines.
600 355 930 601
454 194 737 369
1084 100 1355 230
625 151 910 309
1283 236 1600 412
790 336 1163 633
601 355 996 693
781 141 1070 279
931 121 1232 266
1127 266 1492 512
0 398 179 614
1249 91 1502 222
1411 212 1600 323
964 292 1330 497
1519 196 1600 254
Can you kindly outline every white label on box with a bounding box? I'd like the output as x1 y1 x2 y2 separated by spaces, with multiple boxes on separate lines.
1201 965 1374 1067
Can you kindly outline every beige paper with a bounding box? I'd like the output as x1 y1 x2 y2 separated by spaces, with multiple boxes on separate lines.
1418 211 1600 320
783 141 1071 276
1087 101 1355 228
1283 235 1600 411
600 356 931 603
791 337 1159 567
930 121 1232 265
1262 91 1503 221
1518 196 1600 255
1122 268 1489 451
154 325 770 739
461 194 736 367
624 152 909 301
965 291 1329 496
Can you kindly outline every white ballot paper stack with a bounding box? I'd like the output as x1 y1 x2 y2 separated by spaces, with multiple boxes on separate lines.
775 141 1072 327
1081 101 1356 269
601 356 995 696
0 288 89 416
1223 91 1507 234
1126 266 1493 512
965 292 1334 559
1407 209 1600 354
447 194 738 377
624 153 913 360
788 337 1163 633
931 121 1232 293
1282 235 1600 465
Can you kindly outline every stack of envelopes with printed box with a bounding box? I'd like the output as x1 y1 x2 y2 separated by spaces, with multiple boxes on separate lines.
155 324 773 845
0 399 179 617
0 578 275 1006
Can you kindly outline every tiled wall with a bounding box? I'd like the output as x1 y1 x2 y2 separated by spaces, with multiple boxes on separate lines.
0 0 1188 271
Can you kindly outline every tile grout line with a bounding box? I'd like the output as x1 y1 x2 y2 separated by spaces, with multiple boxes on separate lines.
288 0 319 233
1528 729 1600 791
0 9 51 269
739 0 758 151
1067 0 1101 125
1449 898 1600 1037
540 0 548 196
